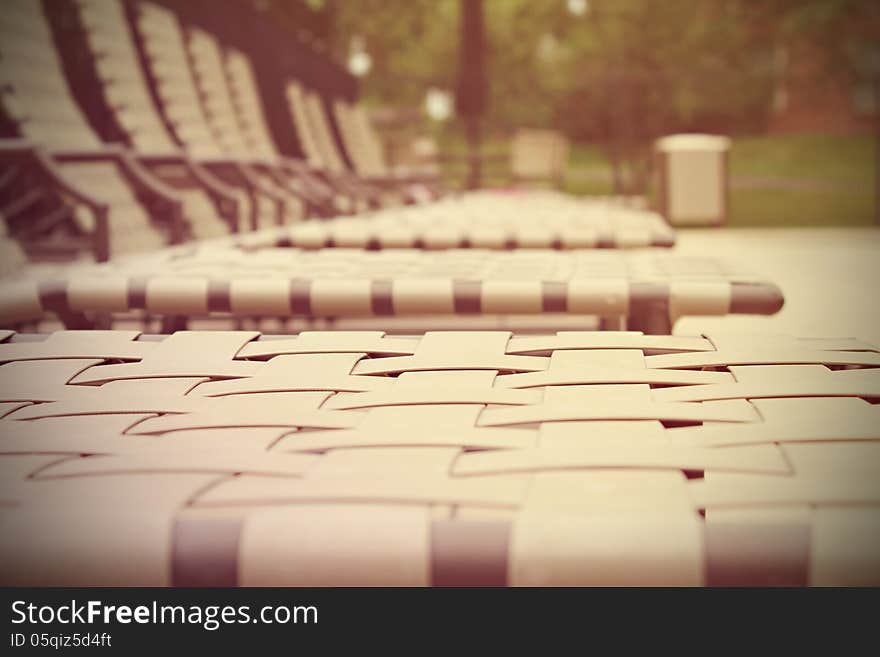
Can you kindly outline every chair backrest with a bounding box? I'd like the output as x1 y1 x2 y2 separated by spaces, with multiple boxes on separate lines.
332 99 387 178
186 28 254 160
286 82 350 175
72 0 238 244
284 81 326 170
0 0 103 150
74 0 179 155
509 128 570 187
131 2 225 159
224 49 280 161
305 91 349 175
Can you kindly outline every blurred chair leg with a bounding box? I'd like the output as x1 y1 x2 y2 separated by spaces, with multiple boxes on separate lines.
160 315 189 333
626 301 672 335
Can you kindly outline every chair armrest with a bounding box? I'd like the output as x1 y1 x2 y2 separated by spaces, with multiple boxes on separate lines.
137 153 243 231
21 234 96 260
235 163 285 202
181 160 242 232
50 146 188 246
278 157 338 191
31 149 110 262
51 146 181 202
117 153 181 200
0 142 112 261
255 162 323 207
0 138 37 156
197 157 285 202
48 144 128 161
117 153 186 245
136 153 242 206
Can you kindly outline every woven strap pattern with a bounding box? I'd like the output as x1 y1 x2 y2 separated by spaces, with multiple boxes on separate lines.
0 250 781 325
0 329 877 585
233 191 676 249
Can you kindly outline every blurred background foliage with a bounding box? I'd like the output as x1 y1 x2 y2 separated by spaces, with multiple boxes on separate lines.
262 0 879 132
251 0 878 224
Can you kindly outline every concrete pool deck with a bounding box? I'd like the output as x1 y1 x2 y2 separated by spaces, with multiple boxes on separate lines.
673 226 880 344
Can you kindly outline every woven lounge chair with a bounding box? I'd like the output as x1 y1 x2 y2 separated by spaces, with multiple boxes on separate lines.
0 0 192 260
0 0 242 256
217 47 346 218
0 328 876 586
72 0 248 240
228 190 675 251
0 248 784 334
69 0 299 231
184 24 342 220
331 96 445 201
132 1 289 227
286 81 397 209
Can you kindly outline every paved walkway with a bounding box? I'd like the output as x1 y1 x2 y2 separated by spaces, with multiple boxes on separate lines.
673 227 880 343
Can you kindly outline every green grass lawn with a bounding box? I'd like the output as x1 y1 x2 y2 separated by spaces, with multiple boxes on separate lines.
439 132 877 226
725 134 875 226
729 133 872 184
726 186 874 226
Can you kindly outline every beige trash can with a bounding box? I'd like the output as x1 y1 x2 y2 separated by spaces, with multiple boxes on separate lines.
655 134 731 226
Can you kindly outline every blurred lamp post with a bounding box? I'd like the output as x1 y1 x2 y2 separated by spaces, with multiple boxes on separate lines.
566 0 589 17
874 47 880 225
347 35 372 77
425 88 454 122
455 0 487 190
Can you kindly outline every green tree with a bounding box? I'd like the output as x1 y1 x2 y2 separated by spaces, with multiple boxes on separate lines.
320 0 877 192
